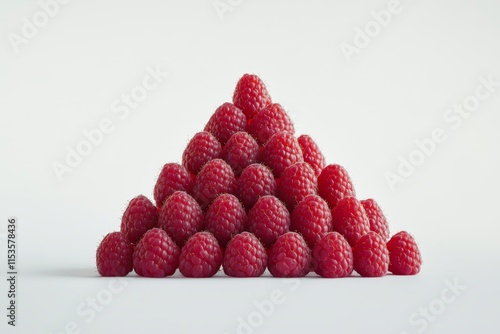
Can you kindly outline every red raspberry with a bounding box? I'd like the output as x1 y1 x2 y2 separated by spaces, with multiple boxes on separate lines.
246 195 290 248
223 232 267 277
267 232 311 277
312 232 353 278
387 231 422 275
360 199 390 241
182 131 222 174
204 102 247 145
179 232 222 278
159 191 204 248
205 194 246 247
133 228 180 277
96 231 133 277
248 103 294 144
236 163 277 210
232 73 272 119
192 159 237 210
291 194 332 248
222 131 259 175
352 232 389 277
297 135 326 177
331 196 370 246
318 164 356 209
120 195 158 244
276 162 317 211
154 163 194 208
259 131 303 177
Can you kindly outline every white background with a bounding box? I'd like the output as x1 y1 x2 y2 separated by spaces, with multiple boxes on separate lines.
1 0 499 333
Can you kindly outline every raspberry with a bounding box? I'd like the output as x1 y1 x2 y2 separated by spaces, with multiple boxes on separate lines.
96 232 134 277
352 232 389 277
318 164 356 209
276 162 317 211
204 102 247 145
267 232 311 277
182 131 222 174
159 191 204 248
154 163 194 208
331 196 370 246
246 195 290 248
179 232 222 278
132 228 180 277
387 231 422 275
236 163 277 210
248 103 294 144
312 232 353 278
291 194 332 248
192 159 237 210
222 131 259 175
360 199 390 241
232 73 272 119
259 131 303 177
223 232 267 277
205 194 246 247
297 135 326 177
120 195 158 244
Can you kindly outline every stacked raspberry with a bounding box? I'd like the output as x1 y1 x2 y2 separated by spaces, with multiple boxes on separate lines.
96 74 422 278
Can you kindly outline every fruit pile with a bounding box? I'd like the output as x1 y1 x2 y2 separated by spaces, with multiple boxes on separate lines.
96 74 422 278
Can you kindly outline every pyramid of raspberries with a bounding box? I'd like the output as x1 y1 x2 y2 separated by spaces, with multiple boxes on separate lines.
96 74 422 278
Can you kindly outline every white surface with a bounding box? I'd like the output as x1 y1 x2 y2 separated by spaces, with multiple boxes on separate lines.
1 0 499 333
